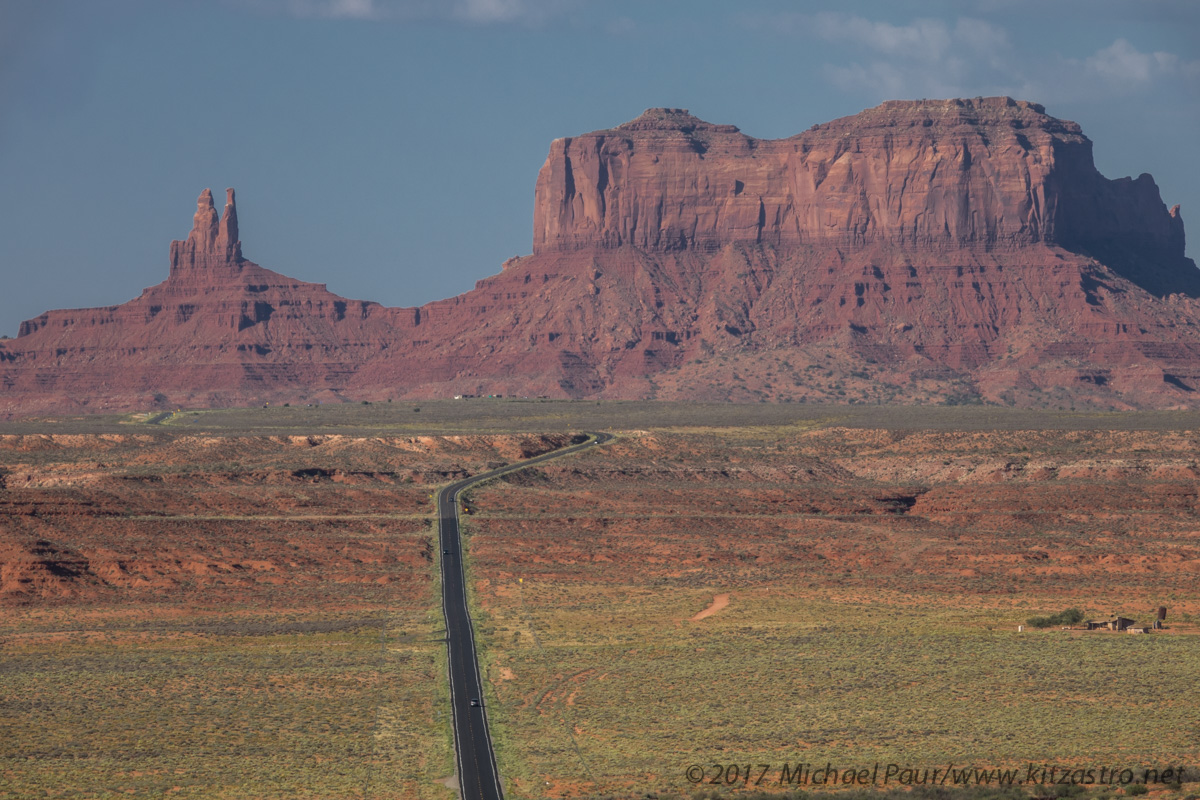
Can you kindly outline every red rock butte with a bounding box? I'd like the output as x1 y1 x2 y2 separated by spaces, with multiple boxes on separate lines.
534 100 1193 294
4 97 1200 416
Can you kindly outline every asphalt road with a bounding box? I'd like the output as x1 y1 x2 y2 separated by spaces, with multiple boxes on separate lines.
438 432 613 800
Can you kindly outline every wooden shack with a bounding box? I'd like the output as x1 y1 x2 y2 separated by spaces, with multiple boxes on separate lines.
1085 616 1138 631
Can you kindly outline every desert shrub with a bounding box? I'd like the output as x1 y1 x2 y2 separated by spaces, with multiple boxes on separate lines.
1060 608 1085 625
1127 784 1148 795
1027 608 1085 628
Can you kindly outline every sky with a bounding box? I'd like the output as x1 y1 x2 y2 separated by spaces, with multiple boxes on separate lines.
1 0 1198 335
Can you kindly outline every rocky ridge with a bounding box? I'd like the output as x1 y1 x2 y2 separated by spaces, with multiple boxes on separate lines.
3 97 1200 415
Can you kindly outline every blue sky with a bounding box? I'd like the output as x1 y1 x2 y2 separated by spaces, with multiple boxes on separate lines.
1 0 1197 334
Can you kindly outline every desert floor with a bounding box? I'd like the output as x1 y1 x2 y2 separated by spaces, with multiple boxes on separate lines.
2 401 1198 799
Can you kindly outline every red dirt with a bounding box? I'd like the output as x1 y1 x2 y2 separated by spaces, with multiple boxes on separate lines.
0 432 573 607
689 592 730 621
470 428 1200 614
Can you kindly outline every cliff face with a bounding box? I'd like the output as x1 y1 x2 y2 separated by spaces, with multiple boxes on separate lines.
533 98 1196 294
4 98 1200 416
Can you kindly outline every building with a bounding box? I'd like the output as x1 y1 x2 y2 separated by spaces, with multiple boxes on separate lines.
1085 616 1138 631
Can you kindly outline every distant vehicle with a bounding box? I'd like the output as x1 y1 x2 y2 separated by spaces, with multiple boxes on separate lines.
469 698 480 707
443 549 452 555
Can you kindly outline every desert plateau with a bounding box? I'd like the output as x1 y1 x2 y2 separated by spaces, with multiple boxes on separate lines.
1 402 1198 798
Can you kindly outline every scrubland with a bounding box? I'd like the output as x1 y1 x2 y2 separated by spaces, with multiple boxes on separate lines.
464 424 1200 798
1 403 1198 799
0 425 572 799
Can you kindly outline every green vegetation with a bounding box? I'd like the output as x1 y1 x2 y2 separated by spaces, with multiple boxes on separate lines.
1026 608 1086 629
0 610 454 799
474 586 1200 797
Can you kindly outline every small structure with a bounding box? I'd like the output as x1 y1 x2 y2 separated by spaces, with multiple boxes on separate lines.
1085 616 1138 631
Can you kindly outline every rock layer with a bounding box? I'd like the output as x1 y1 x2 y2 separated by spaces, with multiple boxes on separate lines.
169 188 244 275
3 97 1200 416
533 98 1197 296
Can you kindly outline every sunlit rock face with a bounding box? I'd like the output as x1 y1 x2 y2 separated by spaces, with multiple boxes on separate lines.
5 98 1200 416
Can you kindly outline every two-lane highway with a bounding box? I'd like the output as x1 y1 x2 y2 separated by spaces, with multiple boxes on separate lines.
438 432 613 800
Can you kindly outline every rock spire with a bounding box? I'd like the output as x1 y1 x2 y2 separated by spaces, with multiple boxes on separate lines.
169 188 244 274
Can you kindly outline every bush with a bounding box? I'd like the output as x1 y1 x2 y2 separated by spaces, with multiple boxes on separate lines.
1127 784 1148 796
1027 608 1085 629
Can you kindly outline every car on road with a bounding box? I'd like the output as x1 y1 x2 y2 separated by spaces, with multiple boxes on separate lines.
469 698 480 707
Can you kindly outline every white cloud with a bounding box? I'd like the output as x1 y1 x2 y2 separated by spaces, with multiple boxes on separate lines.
227 0 576 25
453 0 529 24
322 0 380 19
1084 38 1197 87
1006 38 1200 103
785 13 1017 98
954 17 1010 69
811 14 953 64
746 11 1197 104
823 61 913 99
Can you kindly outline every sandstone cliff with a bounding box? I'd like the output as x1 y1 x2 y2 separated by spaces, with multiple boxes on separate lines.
533 98 1196 296
4 98 1200 416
